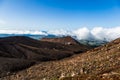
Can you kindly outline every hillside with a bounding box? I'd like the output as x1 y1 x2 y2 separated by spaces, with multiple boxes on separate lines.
0 36 90 78
2 38 120 80
40 36 80 45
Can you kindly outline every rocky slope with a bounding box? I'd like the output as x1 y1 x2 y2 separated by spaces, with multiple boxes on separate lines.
1 38 120 80
0 36 90 78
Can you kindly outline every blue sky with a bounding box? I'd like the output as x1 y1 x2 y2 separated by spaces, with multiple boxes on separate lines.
0 0 120 30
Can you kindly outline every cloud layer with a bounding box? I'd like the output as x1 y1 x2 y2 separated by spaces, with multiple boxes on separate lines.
47 27 120 41
0 30 47 35
0 27 120 41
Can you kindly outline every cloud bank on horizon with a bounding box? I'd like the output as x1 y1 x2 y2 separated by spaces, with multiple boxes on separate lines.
0 27 120 41
73 27 120 41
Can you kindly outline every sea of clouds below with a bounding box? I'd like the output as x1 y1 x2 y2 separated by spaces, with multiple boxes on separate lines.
0 27 120 41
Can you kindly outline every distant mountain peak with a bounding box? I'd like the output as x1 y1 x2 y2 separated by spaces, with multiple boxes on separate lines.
40 36 80 45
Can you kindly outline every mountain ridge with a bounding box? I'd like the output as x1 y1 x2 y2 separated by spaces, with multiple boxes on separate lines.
0 36 91 78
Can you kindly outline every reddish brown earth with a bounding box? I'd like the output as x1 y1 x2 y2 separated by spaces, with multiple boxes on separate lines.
0 36 90 78
40 36 80 45
1 38 120 80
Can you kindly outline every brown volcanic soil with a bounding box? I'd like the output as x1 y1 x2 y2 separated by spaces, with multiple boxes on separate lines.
0 36 90 77
40 36 80 45
2 38 120 80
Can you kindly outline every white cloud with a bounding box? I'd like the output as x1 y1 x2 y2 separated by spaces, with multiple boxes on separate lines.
46 27 120 41
73 27 94 40
91 27 120 41
0 27 120 41
0 30 47 35
47 29 73 36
